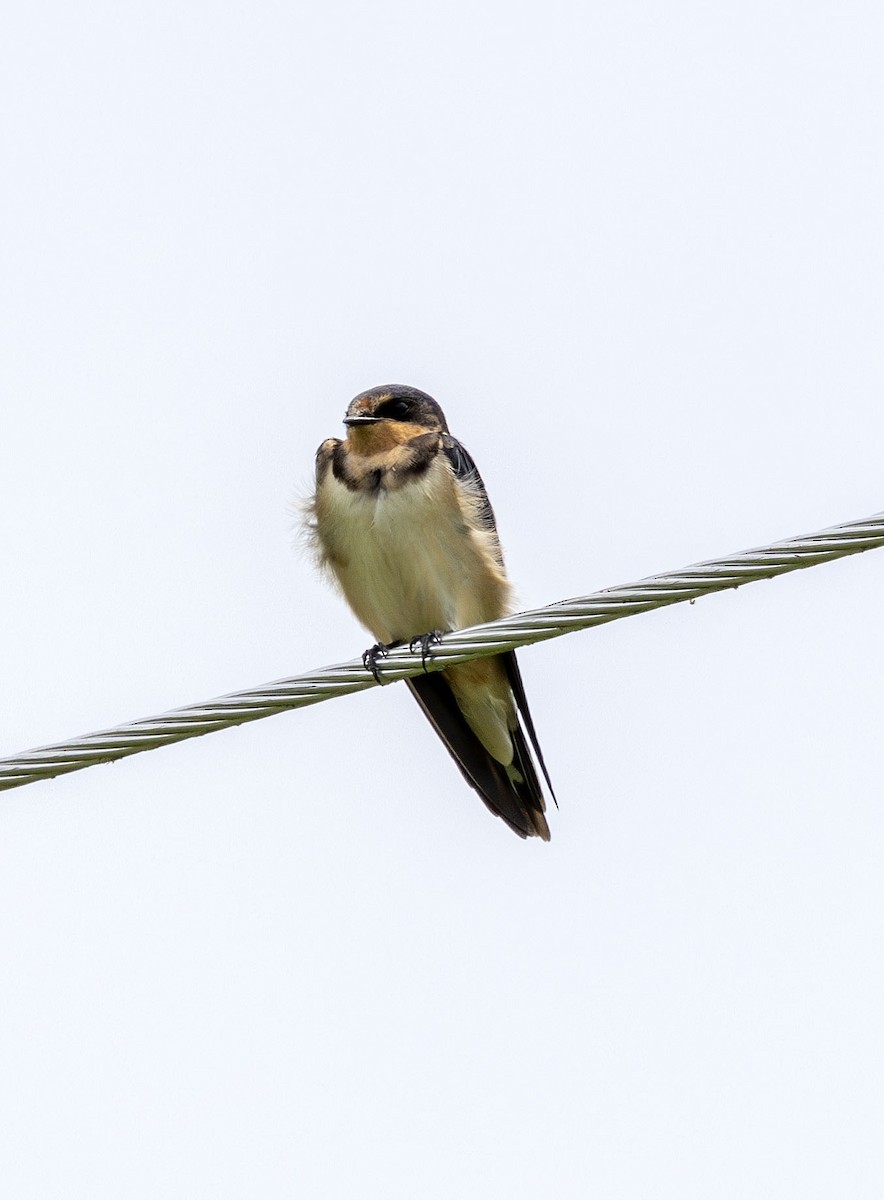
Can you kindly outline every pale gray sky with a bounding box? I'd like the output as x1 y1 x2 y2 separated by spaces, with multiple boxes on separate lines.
2 1 884 1196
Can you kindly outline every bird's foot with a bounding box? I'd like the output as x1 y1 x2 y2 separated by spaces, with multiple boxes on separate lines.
409 630 443 673
362 642 392 684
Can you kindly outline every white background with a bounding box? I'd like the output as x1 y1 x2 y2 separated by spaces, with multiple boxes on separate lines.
2 2 883 1196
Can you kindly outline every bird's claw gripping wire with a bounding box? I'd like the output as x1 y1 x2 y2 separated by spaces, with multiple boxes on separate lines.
363 631 442 681
409 630 443 673
362 642 391 684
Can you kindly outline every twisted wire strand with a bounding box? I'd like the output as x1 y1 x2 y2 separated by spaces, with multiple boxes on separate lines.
2 510 882 793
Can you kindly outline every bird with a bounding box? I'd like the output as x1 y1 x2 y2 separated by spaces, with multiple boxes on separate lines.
309 384 555 840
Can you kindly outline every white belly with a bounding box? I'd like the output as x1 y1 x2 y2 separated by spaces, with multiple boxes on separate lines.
316 458 508 644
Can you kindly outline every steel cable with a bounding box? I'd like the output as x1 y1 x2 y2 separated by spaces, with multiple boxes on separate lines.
1 510 882 792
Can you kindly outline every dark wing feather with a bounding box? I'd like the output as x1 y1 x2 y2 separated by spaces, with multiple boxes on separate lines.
427 435 554 838
407 673 549 840
441 435 494 519
503 651 558 808
441 435 504 563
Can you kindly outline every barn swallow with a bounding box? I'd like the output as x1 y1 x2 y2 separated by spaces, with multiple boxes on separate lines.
309 385 555 840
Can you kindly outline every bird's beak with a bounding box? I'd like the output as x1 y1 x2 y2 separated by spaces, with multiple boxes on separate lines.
343 414 381 427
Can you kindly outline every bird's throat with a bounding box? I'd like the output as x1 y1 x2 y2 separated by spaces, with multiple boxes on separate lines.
346 421 429 457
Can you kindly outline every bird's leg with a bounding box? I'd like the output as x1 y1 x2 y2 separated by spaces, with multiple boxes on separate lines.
408 630 443 673
362 642 393 684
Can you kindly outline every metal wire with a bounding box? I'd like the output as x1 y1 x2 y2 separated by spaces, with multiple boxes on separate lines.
2 510 882 792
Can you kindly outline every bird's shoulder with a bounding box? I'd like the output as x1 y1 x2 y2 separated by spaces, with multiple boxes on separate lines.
315 437 341 479
441 434 499 538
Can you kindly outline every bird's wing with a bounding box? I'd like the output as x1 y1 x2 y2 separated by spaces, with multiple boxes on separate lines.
441 435 505 566
503 651 558 808
443 432 557 808
405 435 555 838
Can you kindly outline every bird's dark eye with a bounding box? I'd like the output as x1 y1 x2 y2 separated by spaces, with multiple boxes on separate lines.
377 398 412 420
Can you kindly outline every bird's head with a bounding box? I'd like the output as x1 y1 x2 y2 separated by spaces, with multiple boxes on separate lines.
343 385 448 453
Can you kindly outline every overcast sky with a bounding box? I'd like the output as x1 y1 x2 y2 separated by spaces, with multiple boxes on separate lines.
3 1 884 1196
